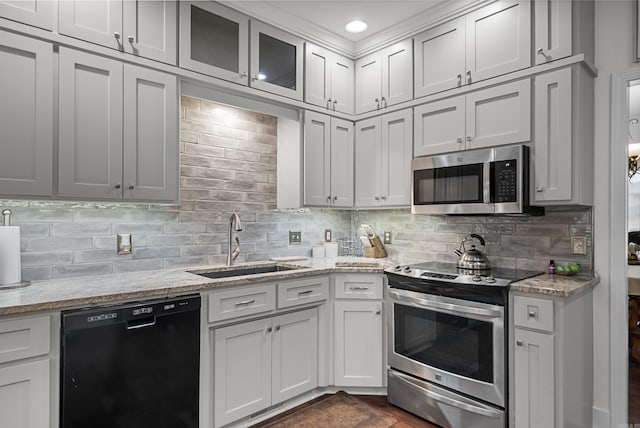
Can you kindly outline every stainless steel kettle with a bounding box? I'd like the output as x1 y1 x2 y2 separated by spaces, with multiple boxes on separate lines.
455 234 490 270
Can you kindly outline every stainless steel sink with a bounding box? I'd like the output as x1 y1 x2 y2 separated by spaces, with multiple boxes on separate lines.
192 264 306 279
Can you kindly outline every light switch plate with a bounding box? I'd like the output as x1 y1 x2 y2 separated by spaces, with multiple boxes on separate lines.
117 234 132 255
289 231 301 245
384 231 392 244
571 236 587 255
324 229 332 242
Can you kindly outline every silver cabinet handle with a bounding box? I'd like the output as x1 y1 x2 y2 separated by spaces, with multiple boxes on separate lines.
381 96 387 108
298 290 313 296
235 299 255 306
457 137 463 145
266 326 272 333
333 100 337 110
327 98 332 109
466 70 472 83
528 310 537 318
375 98 380 109
239 71 248 78
457 73 462 86
128 35 134 44
380 195 387 200
516 340 524 346
128 184 135 190
537 48 551 61
350 286 369 291
275 325 280 331
374 196 380 201
114 32 121 40
375 309 381 315
327 195 331 203
115 183 121 189
333 196 338 202
536 186 544 192
466 136 471 143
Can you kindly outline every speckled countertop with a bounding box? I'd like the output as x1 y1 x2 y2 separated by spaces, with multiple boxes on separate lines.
510 272 600 297
0 257 391 316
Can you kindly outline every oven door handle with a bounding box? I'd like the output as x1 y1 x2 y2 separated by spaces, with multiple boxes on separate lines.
388 289 502 318
390 370 503 418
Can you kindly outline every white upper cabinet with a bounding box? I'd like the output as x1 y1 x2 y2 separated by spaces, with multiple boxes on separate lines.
250 21 304 101
414 0 530 98
355 39 412 114
305 43 354 114
0 31 53 197
533 66 594 206
59 47 178 202
59 0 177 64
303 111 353 208
355 109 412 207
414 79 531 156
0 0 53 30
179 1 248 84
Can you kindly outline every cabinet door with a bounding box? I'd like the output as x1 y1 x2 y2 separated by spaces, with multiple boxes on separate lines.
58 48 123 199
305 43 330 108
534 0 572 65
334 301 383 387
0 360 49 428
179 1 248 85
355 117 382 207
214 318 272 427
355 52 381 114
414 17 466 98
330 118 354 207
533 68 572 203
123 0 177 65
123 65 178 202
466 0 531 82
0 0 53 30
0 31 53 197
465 79 531 150
250 21 304 101
330 53 355 114
58 0 123 50
414 96 465 156
514 328 555 428
382 39 413 107
382 109 413 206
272 309 318 403
303 111 330 206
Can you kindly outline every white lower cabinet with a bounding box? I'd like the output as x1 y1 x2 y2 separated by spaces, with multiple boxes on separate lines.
333 274 384 387
213 308 318 427
511 290 593 428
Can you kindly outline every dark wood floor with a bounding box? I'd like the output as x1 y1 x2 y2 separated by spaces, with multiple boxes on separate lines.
630 361 640 423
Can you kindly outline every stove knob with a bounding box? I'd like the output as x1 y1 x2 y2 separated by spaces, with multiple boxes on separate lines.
394 265 402 272
472 275 482 282
485 275 496 284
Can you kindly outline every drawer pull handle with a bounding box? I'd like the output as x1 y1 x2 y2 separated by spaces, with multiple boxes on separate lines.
350 286 369 291
235 299 255 306
266 327 272 333
275 325 280 331
298 290 314 296
516 340 524 346
375 309 381 315
528 310 536 318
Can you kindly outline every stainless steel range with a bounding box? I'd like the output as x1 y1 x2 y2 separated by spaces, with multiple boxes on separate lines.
385 262 543 428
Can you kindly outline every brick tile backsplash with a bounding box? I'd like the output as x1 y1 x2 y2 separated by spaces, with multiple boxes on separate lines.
0 96 593 282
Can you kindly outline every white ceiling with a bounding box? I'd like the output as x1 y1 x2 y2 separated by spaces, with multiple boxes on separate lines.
225 0 480 56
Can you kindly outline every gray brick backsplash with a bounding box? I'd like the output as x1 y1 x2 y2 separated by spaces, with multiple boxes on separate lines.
2 97 593 281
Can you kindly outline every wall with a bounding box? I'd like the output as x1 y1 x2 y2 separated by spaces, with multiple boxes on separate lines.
593 1 639 426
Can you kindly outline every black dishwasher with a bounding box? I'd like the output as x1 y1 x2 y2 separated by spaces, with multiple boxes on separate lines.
60 294 201 428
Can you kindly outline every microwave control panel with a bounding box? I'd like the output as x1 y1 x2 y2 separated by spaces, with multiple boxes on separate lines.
493 159 517 202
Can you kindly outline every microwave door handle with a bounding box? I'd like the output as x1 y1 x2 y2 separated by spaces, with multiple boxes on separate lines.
391 370 503 419
388 289 502 318
484 160 491 203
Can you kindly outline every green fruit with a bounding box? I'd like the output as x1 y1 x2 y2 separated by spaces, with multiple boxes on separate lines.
556 266 565 272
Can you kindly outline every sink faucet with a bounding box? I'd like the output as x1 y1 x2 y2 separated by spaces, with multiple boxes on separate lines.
227 212 242 266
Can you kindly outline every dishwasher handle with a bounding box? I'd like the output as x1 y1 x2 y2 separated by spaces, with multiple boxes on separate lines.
127 316 156 330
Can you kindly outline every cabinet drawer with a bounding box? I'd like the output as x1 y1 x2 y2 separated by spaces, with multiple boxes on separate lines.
514 295 554 333
208 284 276 323
334 274 383 299
277 276 329 309
0 316 50 364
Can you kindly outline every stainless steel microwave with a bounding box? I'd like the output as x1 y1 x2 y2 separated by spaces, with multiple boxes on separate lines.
411 145 543 215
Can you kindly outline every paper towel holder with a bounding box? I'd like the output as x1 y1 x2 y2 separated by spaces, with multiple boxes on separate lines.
0 208 31 289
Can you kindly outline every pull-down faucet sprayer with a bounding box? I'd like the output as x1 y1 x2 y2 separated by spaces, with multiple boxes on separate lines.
227 213 242 266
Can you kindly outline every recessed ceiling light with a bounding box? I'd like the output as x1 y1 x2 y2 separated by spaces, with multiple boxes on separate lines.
345 20 368 34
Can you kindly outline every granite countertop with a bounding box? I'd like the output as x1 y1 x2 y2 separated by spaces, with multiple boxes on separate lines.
510 272 600 297
0 257 391 316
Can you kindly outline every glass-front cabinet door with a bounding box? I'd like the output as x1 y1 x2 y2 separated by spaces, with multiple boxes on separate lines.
250 21 303 101
179 1 248 85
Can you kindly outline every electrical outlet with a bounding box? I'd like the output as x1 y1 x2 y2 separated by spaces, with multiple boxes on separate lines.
324 229 332 242
117 233 132 255
384 231 392 244
289 231 301 245
571 236 587 255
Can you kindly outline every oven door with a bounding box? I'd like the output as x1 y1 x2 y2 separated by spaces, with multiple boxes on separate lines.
387 287 505 407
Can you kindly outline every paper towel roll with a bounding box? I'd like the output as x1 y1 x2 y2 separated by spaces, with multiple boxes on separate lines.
0 226 21 285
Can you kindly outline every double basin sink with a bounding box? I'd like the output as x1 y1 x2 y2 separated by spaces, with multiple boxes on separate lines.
191 264 307 280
